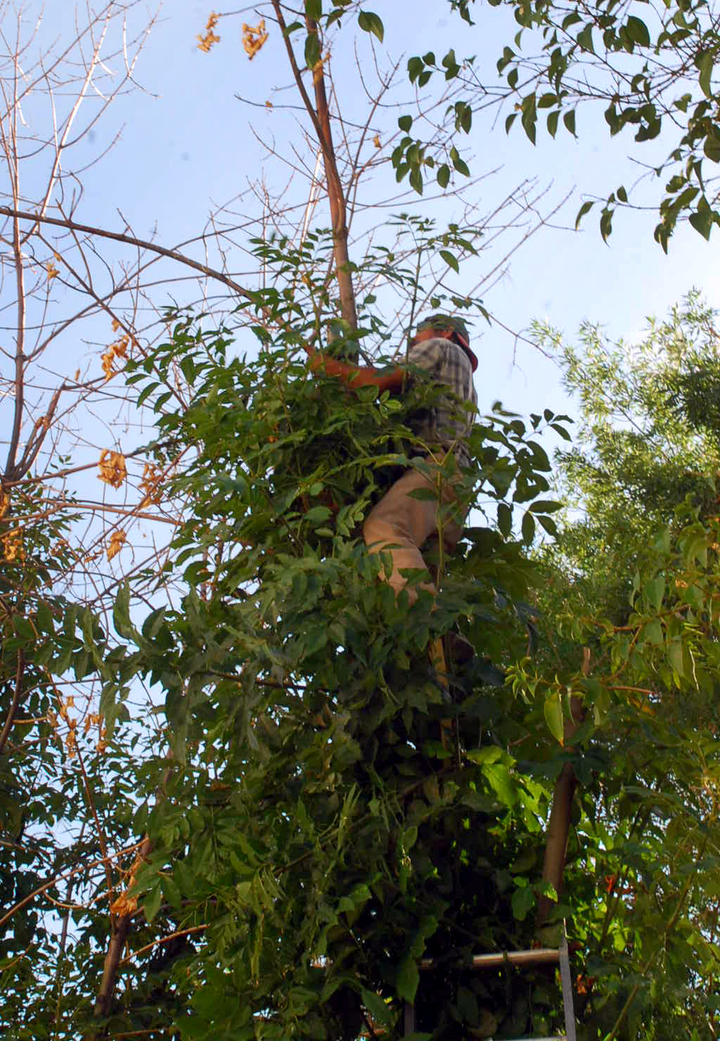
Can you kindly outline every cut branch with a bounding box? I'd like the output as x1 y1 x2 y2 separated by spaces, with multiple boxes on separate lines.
536 694 585 928
91 834 153 1030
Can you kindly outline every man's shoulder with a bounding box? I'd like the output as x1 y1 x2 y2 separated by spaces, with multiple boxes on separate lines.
407 336 453 367
409 336 473 376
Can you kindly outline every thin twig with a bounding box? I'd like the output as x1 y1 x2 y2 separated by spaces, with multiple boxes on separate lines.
119 924 208 965
0 204 252 298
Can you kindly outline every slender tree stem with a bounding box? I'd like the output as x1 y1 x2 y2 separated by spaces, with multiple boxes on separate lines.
271 2 358 335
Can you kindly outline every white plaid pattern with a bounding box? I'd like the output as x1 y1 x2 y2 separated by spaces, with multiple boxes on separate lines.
405 337 478 467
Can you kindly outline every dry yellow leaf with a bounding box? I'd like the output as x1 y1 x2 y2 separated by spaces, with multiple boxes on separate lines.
46 260 59 281
83 712 102 736
106 529 127 561
65 728 77 759
101 334 129 381
110 890 137 916
98 449 127 489
110 851 144 915
1 527 23 562
139 462 162 506
242 19 268 59
0 488 9 520
198 12 221 52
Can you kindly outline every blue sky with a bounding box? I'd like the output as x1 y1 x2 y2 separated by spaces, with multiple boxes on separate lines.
93 4 719 410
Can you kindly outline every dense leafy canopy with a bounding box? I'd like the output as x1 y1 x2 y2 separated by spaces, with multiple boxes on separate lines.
8 288 720 1039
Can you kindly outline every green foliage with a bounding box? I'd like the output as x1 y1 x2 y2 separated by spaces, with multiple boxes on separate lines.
524 292 720 1038
9 263 720 1036
399 0 720 247
0 482 148 1037
108 306 570 1039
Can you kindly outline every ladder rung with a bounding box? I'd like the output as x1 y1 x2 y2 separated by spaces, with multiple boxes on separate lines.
420 947 561 971
407 925 576 1041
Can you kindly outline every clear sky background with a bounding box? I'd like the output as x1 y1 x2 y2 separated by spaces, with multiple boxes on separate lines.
7 0 720 444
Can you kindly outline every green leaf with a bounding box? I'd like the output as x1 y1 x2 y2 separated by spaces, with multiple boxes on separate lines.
698 51 714 98
398 114 413 132
439 249 459 273
282 20 304 37
437 164 450 188
396 954 420 1003
482 763 518 807
563 110 576 137
113 581 134 639
668 638 685 678
547 110 559 138
626 16 650 47
689 208 714 240
305 0 323 18
497 502 512 537
643 619 663 646
143 883 163 924
304 505 332 525
600 207 614 242
643 575 665 611
510 848 537 874
361 990 394 1028
550 422 572 441
544 693 564 744
136 381 159 406
537 514 558 537
575 200 593 230
450 147 470 176
521 510 535 544
576 25 594 52
304 32 321 69
704 134 720 163
358 10 384 42
529 499 562 513
511 884 536 921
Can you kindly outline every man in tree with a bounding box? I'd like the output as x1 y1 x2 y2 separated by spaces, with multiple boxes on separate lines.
307 314 478 601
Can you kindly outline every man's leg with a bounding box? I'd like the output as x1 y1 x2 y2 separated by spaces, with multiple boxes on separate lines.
362 463 463 599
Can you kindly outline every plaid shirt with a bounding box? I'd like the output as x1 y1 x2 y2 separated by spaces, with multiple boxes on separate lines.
405 336 478 468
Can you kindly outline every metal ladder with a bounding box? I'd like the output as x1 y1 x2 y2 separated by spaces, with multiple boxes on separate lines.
403 922 577 1041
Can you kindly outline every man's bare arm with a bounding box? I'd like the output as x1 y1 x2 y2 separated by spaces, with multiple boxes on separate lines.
305 346 405 392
